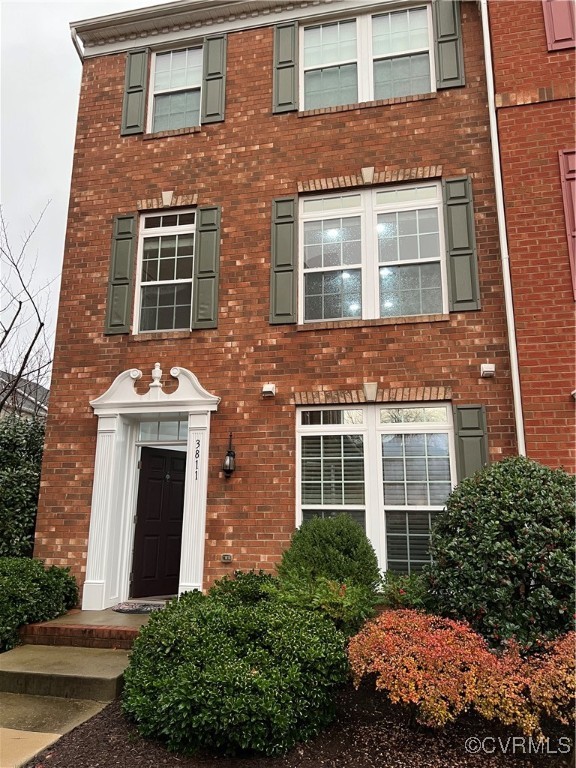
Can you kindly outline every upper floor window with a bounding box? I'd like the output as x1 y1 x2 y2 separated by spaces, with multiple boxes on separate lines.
135 210 196 332
301 6 434 110
149 48 203 132
299 182 446 323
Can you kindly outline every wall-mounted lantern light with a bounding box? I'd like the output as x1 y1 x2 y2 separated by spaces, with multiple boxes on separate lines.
222 433 236 478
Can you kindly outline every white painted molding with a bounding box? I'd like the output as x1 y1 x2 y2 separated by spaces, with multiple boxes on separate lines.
91 365 220 415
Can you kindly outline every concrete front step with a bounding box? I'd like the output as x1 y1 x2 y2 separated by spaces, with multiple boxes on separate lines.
0 645 130 701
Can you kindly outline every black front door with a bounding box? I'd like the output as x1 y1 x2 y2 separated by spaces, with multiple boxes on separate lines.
131 447 186 598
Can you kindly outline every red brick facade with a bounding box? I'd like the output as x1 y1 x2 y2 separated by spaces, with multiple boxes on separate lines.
35 1 520 598
489 0 575 469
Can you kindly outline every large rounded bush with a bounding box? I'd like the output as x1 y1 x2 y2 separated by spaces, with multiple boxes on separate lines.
427 456 575 649
277 515 380 589
122 591 348 756
0 557 78 651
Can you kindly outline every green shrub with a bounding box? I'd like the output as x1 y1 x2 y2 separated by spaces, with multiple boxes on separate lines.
277 515 380 589
122 591 348 756
276 516 381 635
427 456 575 650
0 415 45 557
278 576 376 637
378 571 429 610
0 557 78 651
208 569 279 605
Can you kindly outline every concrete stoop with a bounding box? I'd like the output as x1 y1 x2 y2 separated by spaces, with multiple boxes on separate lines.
0 645 130 767
0 644 130 701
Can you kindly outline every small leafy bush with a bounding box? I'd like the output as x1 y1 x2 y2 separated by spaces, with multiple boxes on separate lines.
208 569 279 605
277 515 380 589
427 456 575 650
276 515 380 634
123 590 348 756
378 571 429 610
0 415 45 557
0 557 78 652
279 576 376 636
348 609 575 737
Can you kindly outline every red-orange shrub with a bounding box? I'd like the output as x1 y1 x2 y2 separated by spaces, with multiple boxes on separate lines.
348 609 500 727
348 610 574 735
528 632 575 726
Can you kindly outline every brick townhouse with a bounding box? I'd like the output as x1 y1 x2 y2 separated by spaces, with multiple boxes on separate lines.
487 0 575 469
35 0 525 610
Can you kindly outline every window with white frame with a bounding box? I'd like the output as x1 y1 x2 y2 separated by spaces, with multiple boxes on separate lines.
136 210 196 332
300 182 446 323
301 6 433 110
149 47 203 132
297 404 456 573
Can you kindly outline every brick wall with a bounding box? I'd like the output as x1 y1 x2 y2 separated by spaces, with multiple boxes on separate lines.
35 3 519 590
489 0 576 469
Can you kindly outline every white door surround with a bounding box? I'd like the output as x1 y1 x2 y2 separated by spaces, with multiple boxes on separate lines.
82 364 219 610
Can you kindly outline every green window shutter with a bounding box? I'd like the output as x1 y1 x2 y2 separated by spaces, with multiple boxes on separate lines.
192 206 221 329
121 49 149 135
273 23 298 113
105 215 136 334
201 35 226 123
432 0 465 89
270 197 297 324
443 176 480 312
454 405 488 481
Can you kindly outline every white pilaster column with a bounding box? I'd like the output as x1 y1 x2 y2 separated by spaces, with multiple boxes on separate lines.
82 414 119 609
178 411 211 594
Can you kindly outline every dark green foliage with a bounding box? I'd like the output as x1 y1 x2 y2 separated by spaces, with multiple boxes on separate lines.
207 569 279 605
277 515 380 589
0 557 78 652
378 571 430 610
122 591 348 756
275 516 381 635
427 456 575 651
278 576 377 636
0 415 45 557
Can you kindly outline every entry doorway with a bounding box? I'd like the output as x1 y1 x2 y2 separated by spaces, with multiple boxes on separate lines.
131 447 186 599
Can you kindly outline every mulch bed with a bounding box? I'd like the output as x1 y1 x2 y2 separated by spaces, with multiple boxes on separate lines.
24 683 573 768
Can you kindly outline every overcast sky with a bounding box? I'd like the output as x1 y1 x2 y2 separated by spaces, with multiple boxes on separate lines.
0 0 173 348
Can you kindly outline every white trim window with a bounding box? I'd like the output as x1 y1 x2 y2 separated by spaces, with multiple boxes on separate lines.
135 210 196 332
301 5 434 110
299 182 446 323
297 404 456 573
149 47 203 132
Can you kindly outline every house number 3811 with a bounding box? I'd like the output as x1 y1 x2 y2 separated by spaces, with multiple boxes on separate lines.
194 439 201 480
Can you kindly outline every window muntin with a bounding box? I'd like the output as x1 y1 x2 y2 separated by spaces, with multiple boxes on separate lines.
301 7 433 110
150 48 202 132
297 404 455 573
136 210 196 332
299 183 446 323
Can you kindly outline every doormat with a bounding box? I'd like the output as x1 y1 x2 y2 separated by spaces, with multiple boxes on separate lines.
111 602 165 614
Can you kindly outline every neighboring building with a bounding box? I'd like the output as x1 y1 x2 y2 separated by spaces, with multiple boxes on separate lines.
35 0 521 610
0 370 49 419
487 0 575 469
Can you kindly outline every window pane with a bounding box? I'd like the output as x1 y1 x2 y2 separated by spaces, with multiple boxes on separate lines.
381 433 451 509
301 434 365 508
304 64 358 109
374 53 431 100
373 8 429 56
152 89 200 132
304 20 357 67
380 263 442 317
304 269 361 321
